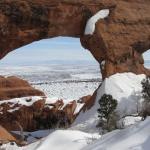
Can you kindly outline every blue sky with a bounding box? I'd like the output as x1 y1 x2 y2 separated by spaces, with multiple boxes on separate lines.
0 37 149 65
1 37 97 65
143 51 150 61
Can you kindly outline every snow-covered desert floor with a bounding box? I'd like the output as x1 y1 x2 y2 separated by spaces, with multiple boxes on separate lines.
0 62 101 100
0 61 149 150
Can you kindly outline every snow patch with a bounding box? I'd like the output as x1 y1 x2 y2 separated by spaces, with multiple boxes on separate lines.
0 96 44 106
7 107 20 113
85 9 109 35
118 116 142 128
74 103 84 115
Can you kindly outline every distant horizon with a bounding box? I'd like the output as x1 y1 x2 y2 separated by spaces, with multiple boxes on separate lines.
0 37 97 64
0 59 99 67
0 37 149 67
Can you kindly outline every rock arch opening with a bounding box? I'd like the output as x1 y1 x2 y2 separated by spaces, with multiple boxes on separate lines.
0 37 101 100
0 37 102 131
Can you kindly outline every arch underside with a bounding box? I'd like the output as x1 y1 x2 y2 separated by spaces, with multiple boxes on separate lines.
0 0 149 78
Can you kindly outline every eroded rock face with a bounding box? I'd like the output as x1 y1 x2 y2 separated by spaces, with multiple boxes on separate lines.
81 0 150 78
0 76 44 100
0 94 94 131
0 0 149 78
0 125 17 143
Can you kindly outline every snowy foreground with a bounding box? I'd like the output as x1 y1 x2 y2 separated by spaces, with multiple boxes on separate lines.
71 73 145 132
1 73 150 150
83 117 150 150
2 118 150 150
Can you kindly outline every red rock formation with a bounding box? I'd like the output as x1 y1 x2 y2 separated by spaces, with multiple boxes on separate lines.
81 91 97 111
0 0 149 78
81 0 150 78
0 95 92 131
0 125 17 143
0 76 44 100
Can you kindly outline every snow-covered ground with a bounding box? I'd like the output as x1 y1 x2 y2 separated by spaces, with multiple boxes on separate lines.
0 62 101 100
2 118 150 150
1 130 100 150
12 129 55 144
34 81 99 100
0 57 149 150
83 117 150 150
71 73 146 133
0 72 149 150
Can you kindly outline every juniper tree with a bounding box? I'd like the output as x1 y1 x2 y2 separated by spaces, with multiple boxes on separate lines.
141 76 150 119
97 94 118 132
141 76 150 102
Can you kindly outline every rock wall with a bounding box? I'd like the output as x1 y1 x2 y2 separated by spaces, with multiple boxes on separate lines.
0 94 94 131
81 0 150 78
0 0 149 78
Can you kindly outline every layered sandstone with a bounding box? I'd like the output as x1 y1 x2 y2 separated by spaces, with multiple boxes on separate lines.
0 76 44 100
81 0 150 78
0 94 94 131
0 125 17 143
0 0 149 78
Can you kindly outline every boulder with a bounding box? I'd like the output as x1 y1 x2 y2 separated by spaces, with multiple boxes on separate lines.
0 76 44 100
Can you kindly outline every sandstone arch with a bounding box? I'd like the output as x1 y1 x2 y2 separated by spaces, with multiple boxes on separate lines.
0 0 150 79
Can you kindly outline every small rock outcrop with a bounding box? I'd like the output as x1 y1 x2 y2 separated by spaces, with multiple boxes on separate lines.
0 76 44 100
0 94 94 131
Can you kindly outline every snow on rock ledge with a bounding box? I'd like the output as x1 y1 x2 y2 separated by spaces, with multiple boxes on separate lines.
72 73 145 133
96 73 146 117
0 95 93 131
84 9 110 35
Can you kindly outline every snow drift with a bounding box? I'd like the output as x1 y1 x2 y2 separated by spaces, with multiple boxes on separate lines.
96 73 146 117
72 73 145 132
83 117 150 150
0 73 147 150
